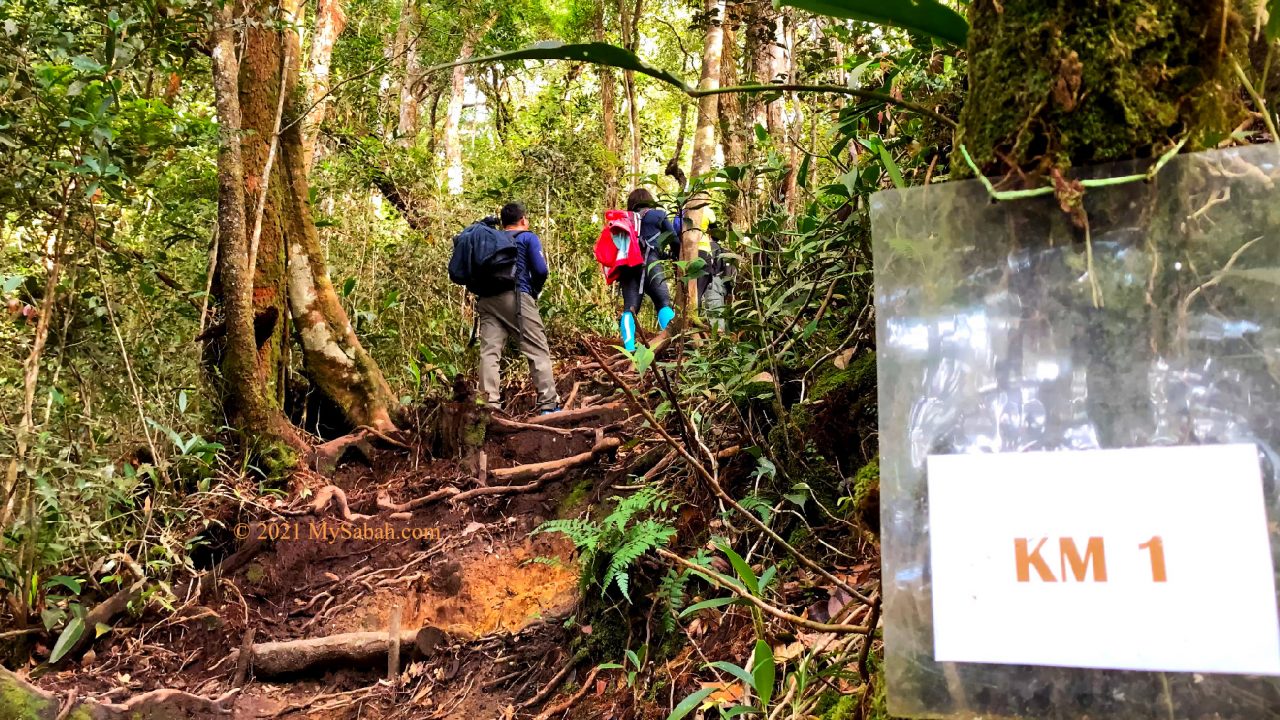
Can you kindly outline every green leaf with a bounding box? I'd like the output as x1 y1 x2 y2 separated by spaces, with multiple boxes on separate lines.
1 274 23 295
666 685 720 720
679 596 739 618
718 542 759 596
752 639 775 708
44 575 82 595
50 615 84 663
708 660 756 688
631 343 655 377
871 136 905 188
434 41 691 93
1269 0 1280 41
94 622 112 638
777 0 968 46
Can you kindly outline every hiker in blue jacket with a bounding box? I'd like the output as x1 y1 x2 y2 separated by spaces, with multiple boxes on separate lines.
475 202 560 414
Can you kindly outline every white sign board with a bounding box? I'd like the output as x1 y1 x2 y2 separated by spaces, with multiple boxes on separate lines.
928 444 1280 675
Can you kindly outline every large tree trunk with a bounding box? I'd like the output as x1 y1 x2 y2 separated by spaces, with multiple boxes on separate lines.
957 0 1244 177
744 2 776 138
396 1 421 144
619 0 643 184
211 1 304 459
683 0 726 317
595 0 620 208
766 11 787 136
301 0 347 169
240 0 398 433
717 1 746 225
443 15 498 195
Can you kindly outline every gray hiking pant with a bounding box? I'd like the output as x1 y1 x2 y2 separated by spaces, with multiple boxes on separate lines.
476 290 560 412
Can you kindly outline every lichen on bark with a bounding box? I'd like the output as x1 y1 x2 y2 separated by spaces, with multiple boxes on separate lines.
955 0 1248 179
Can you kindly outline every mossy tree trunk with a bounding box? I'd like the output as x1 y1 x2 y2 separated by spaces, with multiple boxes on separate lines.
212 0 306 461
235 0 399 434
595 0 620 208
956 0 1246 178
683 0 725 317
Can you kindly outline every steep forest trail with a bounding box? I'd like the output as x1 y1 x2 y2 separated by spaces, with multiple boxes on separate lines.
9 339 661 719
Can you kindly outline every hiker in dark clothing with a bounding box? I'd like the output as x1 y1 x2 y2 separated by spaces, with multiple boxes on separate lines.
475 202 560 414
614 188 676 351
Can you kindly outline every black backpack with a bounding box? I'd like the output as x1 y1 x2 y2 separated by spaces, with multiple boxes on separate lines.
448 218 519 297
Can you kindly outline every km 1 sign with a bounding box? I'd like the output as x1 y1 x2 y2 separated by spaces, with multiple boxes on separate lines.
927 444 1280 676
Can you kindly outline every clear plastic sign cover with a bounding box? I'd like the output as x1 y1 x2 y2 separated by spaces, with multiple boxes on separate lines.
870 144 1280 719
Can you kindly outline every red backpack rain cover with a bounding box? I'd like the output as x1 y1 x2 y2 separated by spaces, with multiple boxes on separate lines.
594 209 645 284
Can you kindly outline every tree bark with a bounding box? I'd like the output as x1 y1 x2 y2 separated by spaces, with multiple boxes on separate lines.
212 0 304 458
766 11 786 136
619 0 644 184
718 0 746 225
302 0 347 169
239 0 399 434
595 0 620 207
683 0 726 317
956 0 1244 177
443 14 498 195
745 1 777 138
396 0 421 144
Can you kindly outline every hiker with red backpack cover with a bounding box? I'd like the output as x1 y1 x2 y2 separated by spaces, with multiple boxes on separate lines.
593 188 677 351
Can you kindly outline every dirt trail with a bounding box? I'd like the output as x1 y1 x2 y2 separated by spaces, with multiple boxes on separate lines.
25 351 638 719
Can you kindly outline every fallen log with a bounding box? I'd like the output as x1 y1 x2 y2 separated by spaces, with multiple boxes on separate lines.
489 436 622 484
236 627 448 677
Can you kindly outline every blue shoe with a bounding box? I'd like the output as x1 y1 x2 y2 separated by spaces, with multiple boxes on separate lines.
620 312 637 352
657 305 675 330
540 407 561 416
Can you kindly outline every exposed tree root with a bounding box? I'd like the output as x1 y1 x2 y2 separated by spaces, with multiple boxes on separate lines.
531 666 601 720
376 436 620 511
0 666 237 719
282 484 370 521
520 648 587 710
450 468 568 503
523 402 626 428
232 627 447 677
489 437 621 484
376 486 460 513
488 416 579 437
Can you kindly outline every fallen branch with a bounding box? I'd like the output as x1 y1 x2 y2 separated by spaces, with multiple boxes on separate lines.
657 548 870 634
490 437 621 484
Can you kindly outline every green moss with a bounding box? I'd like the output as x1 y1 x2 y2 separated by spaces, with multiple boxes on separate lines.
557 476 595 515
851 459 879 518
63 706 94 720
810 351 876 403
955 0 1246 176
821 694 859 720
0 671 57 720
244 563 267 584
